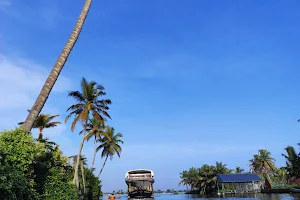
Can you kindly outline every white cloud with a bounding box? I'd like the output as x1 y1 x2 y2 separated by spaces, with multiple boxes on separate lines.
0 53 71 132
0 0 14 15
0 0 11 8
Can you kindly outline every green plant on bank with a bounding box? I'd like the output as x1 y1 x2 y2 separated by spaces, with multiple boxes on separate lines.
0 128 101 200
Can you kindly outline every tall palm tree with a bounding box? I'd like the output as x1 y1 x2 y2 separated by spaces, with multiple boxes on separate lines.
250 149 276 186
282 144 300 179
21 0 92 132
97 127 123 178
83 117 109 169
65 78 111 188
196 165 216 195
179 170 190 190
189 167 199 191
18 111 61 141
249 149 276 174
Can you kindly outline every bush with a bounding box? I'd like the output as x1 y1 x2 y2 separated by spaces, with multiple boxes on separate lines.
43 168 79 200
84 168 102 200
0 128 38 199
0 149 34 200
0 128 103 199
0 128 79 199
0 128 36 175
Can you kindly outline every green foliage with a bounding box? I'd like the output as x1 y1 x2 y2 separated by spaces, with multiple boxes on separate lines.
250 149 276 174
0 128 36 175
271 167 288 186
18 112 61 141
43 168 79 200
97 127 123 160
181 145 300 193
0 148 34 200
179 162 232 194
33 139 69 195
282 144 300 179
0 128 83 199
84 168 102 200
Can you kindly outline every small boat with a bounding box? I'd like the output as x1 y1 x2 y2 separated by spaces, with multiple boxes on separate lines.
291 188 300 193
125 169 155 199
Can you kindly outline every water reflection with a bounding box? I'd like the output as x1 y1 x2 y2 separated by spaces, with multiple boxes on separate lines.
102 193 300 200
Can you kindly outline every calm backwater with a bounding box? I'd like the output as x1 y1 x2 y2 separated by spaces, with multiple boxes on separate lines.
103 193 300 200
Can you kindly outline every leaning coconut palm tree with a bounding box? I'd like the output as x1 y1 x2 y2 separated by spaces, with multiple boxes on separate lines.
250 149 276 174
83 117 109 169
21 0 93 132
65 77 111 188
250 149 276 186
97 127 123 178
18 110 61 141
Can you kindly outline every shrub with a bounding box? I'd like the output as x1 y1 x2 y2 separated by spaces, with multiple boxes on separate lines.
43 168 79 200
0 149 35 200
84 168 102 200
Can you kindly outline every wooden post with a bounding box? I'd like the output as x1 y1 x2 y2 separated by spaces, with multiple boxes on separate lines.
222 183 225 194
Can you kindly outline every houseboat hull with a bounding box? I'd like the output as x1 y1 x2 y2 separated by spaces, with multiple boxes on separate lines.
128 189 153 198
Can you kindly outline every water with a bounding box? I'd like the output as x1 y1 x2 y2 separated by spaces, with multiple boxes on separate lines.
102 193 300 200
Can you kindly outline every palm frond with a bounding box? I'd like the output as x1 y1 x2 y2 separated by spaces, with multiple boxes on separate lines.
44 121 61 128
68 91 85 102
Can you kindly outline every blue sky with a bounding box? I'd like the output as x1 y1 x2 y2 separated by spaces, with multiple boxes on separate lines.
1 0 300 192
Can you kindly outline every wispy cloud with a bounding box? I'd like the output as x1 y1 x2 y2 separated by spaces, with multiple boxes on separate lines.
0 0 12 14
0 53 71 131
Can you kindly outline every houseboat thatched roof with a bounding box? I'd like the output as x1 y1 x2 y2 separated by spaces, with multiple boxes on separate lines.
125 169 155 183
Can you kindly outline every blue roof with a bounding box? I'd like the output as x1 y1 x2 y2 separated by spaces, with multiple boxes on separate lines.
217 174 261 183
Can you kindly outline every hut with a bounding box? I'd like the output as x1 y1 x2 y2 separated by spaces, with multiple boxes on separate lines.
216 174 261 194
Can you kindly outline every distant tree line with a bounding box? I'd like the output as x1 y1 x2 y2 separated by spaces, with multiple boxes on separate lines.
179 144 300 194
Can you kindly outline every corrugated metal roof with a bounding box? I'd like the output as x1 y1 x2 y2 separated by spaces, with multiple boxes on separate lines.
217 174 261 183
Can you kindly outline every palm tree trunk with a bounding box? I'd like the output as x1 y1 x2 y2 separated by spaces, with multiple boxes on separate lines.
98 155 108 178
73 132 86 188
21 0 92 132
81 161 86 195
91 135 97 169
38 128 43 141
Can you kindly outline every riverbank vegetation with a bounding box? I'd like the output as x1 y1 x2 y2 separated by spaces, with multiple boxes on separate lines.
179 144 300 194
0 78 124 199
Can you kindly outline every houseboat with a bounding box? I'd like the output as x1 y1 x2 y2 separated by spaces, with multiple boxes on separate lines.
125 169 155 199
